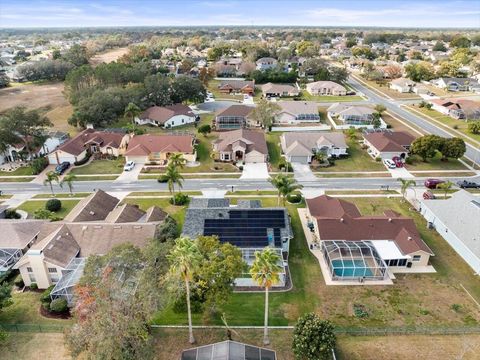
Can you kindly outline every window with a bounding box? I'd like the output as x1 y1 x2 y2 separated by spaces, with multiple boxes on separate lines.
48 268 57 273
50 274 59 283
412 255 421 262
398 259 407 267
27 267 33 273
29 274 36 283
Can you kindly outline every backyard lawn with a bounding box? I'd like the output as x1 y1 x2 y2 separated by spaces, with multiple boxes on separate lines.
17 199 79 219
405 152 469 171
407 105 480 145
266 132 282 170
300 92 364 102
69 158 125 175
313 139 386 172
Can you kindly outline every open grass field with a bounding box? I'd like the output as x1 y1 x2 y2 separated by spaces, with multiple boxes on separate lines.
17 199 79 219
355 77 421 100
69 158 125 175
407 105 480 145
405 152 469 171
89 47 129 66
300 92 364 102
382 113 422 137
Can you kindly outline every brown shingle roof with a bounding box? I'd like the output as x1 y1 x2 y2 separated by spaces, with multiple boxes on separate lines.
214 129 268 155
307 195 433 256
363 131 415 152
125 134 194 156
143 206 168 222
55 129 126 156
215 105 254 118
105 203 146 223
38 224 80 268
138 104 194 124
64 190 119 222
0 219 47 248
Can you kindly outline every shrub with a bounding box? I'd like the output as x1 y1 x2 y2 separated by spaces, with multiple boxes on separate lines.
375 157 381 162
405 156 414 165
34 209 54 219
40 285 55 305
30 283 38 290
14 275 24 288
49 298 68 313
278 160 293 172
31 157 48 175
451 304 462 312
287 193 302 204
4 209 20 219
468 121 480 135
73 153 91 166
238 166 243 171
292 313 336 360
45 198 62 212
170 193 189 206
353 303 369 318
452 124 458 129
154 217 179 242
157 175 168 183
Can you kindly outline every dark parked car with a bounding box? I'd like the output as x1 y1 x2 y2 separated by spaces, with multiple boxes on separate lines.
55 162 70 175
424 178 445 189
456 180 480 189
392 156 404 168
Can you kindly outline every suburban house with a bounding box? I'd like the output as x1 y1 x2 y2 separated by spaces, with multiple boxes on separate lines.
181 340 276 360
306 195 434 283
213 104 254 130
182 198 292 287
214 57 244 76
135 104 197 128
125 133 196 165
212 129 268 163
431 77 480 92
0 219 47 274
47 128 129 165
13 190 167 298
305 81 347 96
260 83 300 98
275 101 320 124
390 78 416 93
363 131 415 160
280 132 348 164
420 190 480 275
430 98 480 121
255 57 278 71
327 103 378 126
218 79 255 96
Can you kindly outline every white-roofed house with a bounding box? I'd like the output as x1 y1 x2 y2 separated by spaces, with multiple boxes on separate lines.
275 101 320 125
305 81 347 96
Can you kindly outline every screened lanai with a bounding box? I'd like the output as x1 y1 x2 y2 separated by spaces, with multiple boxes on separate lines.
321 240 388 281
50 257 86 305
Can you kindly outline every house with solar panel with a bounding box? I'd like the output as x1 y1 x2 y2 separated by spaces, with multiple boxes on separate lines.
182 198 292 287
181 340 276 360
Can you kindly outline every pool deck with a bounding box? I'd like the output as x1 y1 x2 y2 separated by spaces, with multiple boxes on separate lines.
298 208 394 286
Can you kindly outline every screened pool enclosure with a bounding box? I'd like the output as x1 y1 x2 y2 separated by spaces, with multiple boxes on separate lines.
321 240 388 281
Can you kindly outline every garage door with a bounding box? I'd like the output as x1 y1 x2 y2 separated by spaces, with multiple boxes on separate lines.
126 155 148 164
290 156 309 164
48 153 76 165
245 153 266 163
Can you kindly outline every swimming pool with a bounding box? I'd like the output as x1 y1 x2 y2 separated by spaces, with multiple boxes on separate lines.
331 259 373 278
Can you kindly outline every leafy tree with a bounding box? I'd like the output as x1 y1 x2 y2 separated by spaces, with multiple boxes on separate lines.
124 102 141 126
410 135 442 161
171 76 206 104
0 73 10 88
164 163 184 204
250 247 282 345
352 46 376 60
468 121 480 135
0 106 52 161
300 58 328 78
438 61 462 78
346 38 357 48
450 35 471 48
61 173 77 196
437 181 454 199
398 178 416 201
31 156 48 175
46 198 62 212
433 41 447 52
198 67 216 86
44 171 60 196
405 62 435 82
292 313 336 360
197 124 211 136
438 137 466 160
155 216 179 242
16 60 74 81
144 74 172 106
62 44 89 66
0 283 12 312
167 237 202 344
251 99 281 130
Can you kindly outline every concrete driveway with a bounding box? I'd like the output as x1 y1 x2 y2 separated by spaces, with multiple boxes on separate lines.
240 163 269 180
115 164 143 182
387 166 414 179
292 163 317 181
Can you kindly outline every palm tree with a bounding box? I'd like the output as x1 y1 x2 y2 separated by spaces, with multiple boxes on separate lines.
124 102 141 126
43 171 60 196
270 174 303 205
398 178 416 201
169 153 187 169
270 174 288 206
167 237 202 344
437 181 453 199
250 247 282 345
60 173 77 196
164 163 184 204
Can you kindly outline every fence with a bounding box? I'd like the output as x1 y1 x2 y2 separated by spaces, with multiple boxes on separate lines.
2 323 480 336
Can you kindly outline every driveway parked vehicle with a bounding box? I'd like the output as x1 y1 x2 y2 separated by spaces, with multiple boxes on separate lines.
423 191 436 200
383 159 396 169
123 161 135 171
424 178 445 189
392 156 404 168
456 180 480 189
55 162 70 175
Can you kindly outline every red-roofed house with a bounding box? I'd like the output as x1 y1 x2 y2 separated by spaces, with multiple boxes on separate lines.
47 129 129 165
125 134 196 164
135 104 197 128
362 131 415 160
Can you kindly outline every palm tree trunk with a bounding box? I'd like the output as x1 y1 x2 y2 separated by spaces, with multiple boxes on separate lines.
277 192 280 206
185 278 195 344
49 182 54 196
172 184 176 205
263 286 270 345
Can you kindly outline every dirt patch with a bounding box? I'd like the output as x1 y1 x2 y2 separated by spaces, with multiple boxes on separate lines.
39 305 71 320
90 47 129 66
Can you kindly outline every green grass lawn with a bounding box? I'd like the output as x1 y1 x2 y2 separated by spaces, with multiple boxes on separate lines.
405 152 468 171
0 166 34 176
207 80 244 101
408 105 480 145
17 199 80 219
32 192 90 199
266 132 282 170
300 92 364 102
355 76 421 100
0 177 33 182
70 158 125 175
314 139 386 172
74 175 119 181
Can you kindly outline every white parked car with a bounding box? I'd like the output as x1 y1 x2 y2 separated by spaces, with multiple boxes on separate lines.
124 161 135 171
383 159 396 169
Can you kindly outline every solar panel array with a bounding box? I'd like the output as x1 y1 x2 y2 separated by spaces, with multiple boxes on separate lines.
203 210 286 248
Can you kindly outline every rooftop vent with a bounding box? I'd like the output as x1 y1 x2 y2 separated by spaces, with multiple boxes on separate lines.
407 236 412 241
388 218 392 222
340 218 344 222
89 211 95 216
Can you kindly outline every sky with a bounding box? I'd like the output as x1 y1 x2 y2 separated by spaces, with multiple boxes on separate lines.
0 0 479 28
